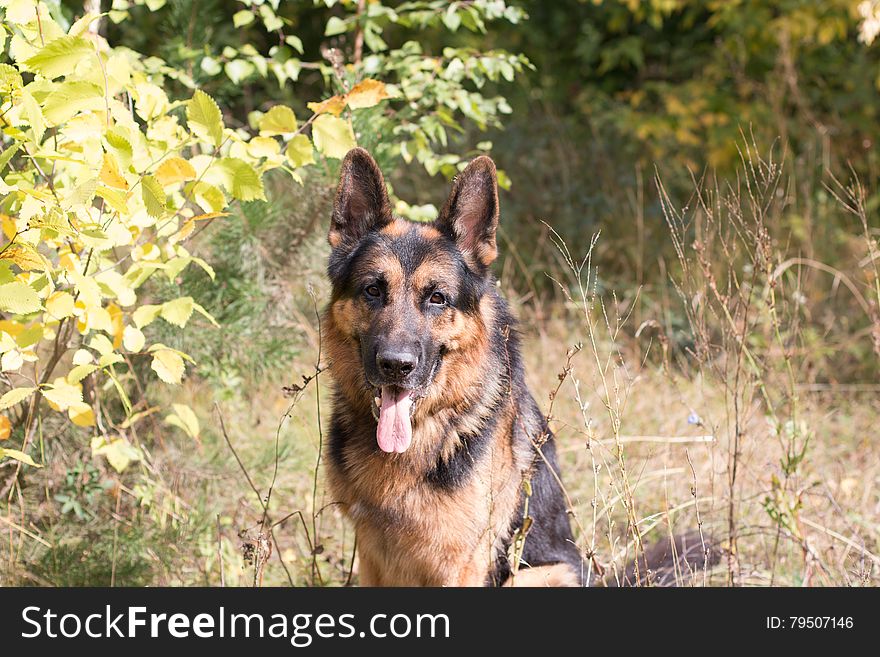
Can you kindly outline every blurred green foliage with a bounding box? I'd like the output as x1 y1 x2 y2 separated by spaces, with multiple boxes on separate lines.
505 0 879 174
91 0 531 189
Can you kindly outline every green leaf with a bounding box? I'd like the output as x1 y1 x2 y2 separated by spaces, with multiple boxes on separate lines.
200 56 222 77
312 114 356 159
20 90 45 142
41 81 105 125
30 208 75 236
0 63 22 92
232 10 254 27
14 324 42 348
325 16 348 36
0 386 36 410
192 301 219 327
141 175 167 218
217 157 266 201
0 448 41 468
285 35 304 54
104 130 133 169
24 36 94 79
0 144 21 175
259 105 297 135
224 59 254 84
286 134 315 168
443 5 462 31
186 90 224 148
0 281 41 314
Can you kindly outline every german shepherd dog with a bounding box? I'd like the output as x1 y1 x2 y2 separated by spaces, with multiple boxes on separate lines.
323 148 583 587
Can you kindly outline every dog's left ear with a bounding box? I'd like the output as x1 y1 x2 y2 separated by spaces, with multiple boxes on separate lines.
436 156 499 268
329 148 393 249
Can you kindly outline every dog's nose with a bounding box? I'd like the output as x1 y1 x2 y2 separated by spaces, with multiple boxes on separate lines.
377 348 418 380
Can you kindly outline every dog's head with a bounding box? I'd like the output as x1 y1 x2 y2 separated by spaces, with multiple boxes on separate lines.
326 148 500 454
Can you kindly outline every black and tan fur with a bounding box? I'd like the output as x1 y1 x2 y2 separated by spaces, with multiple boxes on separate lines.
324 148 582 587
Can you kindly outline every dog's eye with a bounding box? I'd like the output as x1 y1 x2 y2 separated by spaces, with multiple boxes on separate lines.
429 291 446 305
365 284 381 298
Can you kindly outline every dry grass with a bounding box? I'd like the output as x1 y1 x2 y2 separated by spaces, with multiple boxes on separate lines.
148 282 879 587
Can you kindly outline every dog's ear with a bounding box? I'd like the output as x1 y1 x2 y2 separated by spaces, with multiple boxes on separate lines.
329 148 393 249
435 156 499 268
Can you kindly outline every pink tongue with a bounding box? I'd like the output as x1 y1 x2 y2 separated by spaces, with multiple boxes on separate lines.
376 386 413 453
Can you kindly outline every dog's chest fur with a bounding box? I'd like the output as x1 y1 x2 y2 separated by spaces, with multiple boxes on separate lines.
326 401 536 586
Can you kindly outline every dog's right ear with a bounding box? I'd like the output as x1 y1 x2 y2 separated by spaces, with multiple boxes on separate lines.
329 148 393 249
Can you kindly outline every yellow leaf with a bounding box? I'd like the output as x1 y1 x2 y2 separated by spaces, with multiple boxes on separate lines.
72 348 93 365
165 403 200 441
59 251 81 275
89 333 114 356
85 305 113 333
247 136 281 160
96 185 129 214
70 273 102 308
100 152 129 189
132 304 162 329
3 0 37 24
187 181 226 214
151 348 185 384
169 220 195 244
107 302 124 349
312 114 356 160
120 406 160 429
0 415 10 440
42 378 83 411
155 157 197 187
0 243 50 271
131 244 162 262
46 291 75 319
142 175 167 218
192 301 220 327
170 213 229 245
91 435 141 473
345 78 391 110
0 447 41 468
0 281 42 314
68 402 95 427
66 363 98 383
98 352 123 367
13 323 42 349
1 214 17 240
286 134 315 168
122 325 145 352
1 350 23 372
307 94 347 117
160 296 194 328
187 90 225 147
259 105 298 135
190 212 230 222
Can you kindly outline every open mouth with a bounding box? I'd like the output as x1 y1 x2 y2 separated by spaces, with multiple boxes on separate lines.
369 358 440 454
371 385 415 454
